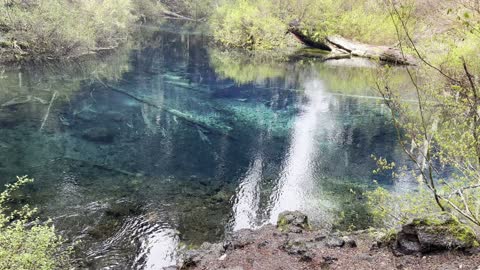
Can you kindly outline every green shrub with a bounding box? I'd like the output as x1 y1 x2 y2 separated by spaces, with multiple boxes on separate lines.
133 0 167 23
333 1 400 45
0 176 70 269
366 186 440 228
161 0 215 20
0 0 137 58
209 0 403 50
370 0 480 229
210 0 288 50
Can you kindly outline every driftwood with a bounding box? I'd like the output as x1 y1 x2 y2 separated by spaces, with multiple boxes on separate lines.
288 24 416 65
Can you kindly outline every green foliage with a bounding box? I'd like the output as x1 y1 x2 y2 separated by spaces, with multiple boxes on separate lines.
133 0 167 23
0 176 70 269
369 0 480 229
300 0 404 45
161 0 215 19
366 186 439 228
0 0 137 58
333 1 402 45
419 3 480 74
209 0 288 50
209 0 403 50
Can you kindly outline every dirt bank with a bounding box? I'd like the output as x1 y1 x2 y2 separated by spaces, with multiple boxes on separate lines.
179 212 480 270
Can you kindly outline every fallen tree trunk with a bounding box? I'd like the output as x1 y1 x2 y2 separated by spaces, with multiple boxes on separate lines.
63 156 143 177
96 80 235 138
288 25 416 65
326 36 416 65
288 27 332 51
161 10 195 21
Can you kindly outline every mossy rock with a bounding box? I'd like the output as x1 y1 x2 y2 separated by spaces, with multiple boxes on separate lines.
277 211 312 233
394 212 479 255
416 213 478 248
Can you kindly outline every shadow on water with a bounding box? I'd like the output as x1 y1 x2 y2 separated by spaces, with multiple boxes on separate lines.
0 23 413 268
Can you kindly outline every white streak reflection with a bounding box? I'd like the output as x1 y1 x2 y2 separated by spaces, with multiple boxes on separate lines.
231 156 263 231
134 226 179 270
268 79 333 223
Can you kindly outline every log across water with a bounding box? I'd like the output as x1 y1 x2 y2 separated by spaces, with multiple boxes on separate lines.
289 25 416 65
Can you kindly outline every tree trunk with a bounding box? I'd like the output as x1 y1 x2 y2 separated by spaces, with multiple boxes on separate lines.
288 24 416 65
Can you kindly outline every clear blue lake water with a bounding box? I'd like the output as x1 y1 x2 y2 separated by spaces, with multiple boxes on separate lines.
0 24 413 269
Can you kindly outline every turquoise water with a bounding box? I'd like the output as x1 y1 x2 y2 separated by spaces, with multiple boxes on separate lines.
0 25 409 268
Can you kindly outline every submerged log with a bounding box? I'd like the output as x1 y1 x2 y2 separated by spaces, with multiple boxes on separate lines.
288 24 416 65
1 95 33 107
97 81 234 138
39 91 58 131
63 156 142 177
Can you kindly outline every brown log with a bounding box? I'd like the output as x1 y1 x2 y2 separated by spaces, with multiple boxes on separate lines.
326 36 416 65
288 23 416 65
288 27 332 51
161 10 195 21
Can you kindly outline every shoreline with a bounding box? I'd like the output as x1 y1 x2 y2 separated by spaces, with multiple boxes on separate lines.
178 212 480 270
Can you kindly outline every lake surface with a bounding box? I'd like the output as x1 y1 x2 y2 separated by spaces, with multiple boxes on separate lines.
0 24 411 269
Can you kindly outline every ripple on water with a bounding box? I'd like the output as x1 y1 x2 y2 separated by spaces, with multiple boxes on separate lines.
84 214 178 269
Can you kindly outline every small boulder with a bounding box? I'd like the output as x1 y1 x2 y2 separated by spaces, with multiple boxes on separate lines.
199 242 224 256
393 213 479 255
182 250 203 267
322 256 338 264
325 237 345 248
224 229 256 250
282 238 309 255
277 211 311 233
180 242 224 268
343 236 357 248
300 251 315 262
82 127 114 143
257 240 269 249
